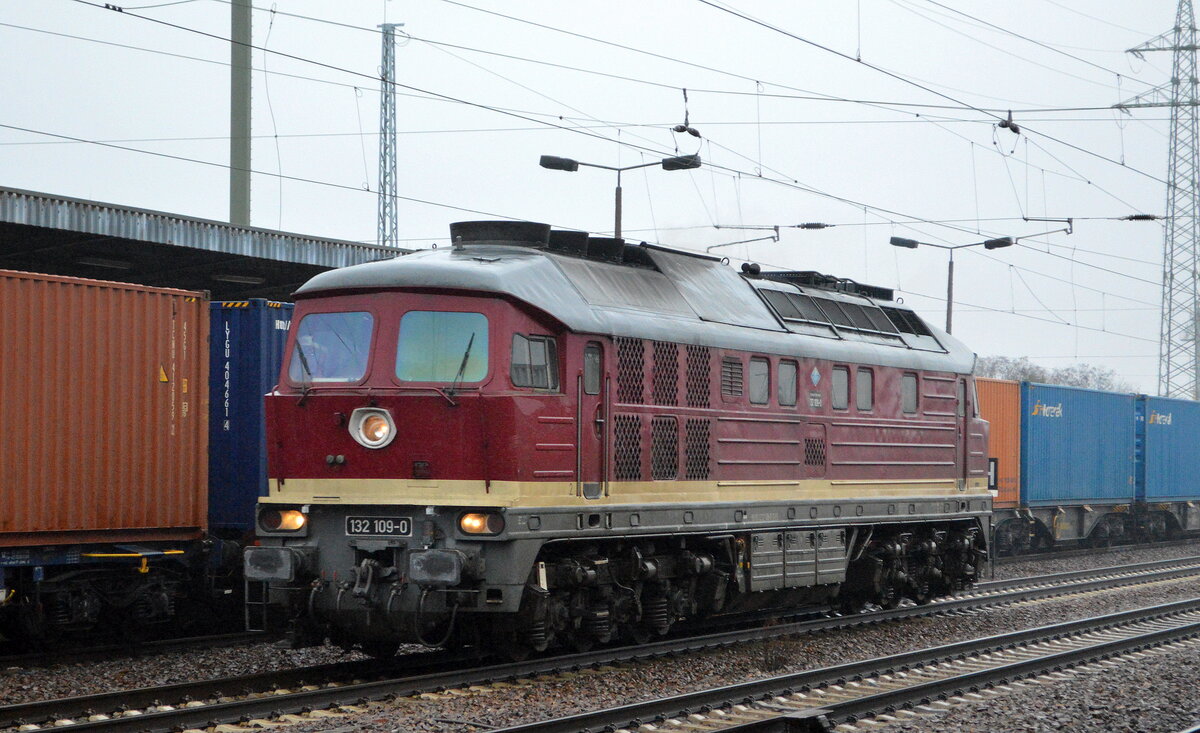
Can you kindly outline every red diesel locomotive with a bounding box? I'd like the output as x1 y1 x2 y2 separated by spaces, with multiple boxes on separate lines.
246 221 991 657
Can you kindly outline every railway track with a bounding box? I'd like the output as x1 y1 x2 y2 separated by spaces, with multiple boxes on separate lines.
993 535 1200 565
0 632 268 671
5 555 1200 732
495 598 1200 732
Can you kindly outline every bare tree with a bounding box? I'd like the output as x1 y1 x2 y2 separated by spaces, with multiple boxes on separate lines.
975 355 1135 393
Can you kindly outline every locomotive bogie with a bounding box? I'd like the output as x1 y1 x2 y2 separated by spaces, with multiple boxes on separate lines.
254 499 987 652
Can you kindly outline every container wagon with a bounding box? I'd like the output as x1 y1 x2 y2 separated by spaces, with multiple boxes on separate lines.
208 300 294 538
979 381 1178 553
1136 394 1200 538
207 299 294 610
0 270 209 640
977 378 1040 553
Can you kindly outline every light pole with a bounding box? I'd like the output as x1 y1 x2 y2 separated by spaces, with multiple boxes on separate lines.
539 153 701 239
889 235 1014 334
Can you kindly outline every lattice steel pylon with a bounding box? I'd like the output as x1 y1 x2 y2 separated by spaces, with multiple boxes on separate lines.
1117 0 1200 398
377 23 403 250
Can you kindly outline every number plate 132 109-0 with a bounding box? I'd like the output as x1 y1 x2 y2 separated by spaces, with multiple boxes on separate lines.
345 516 412 537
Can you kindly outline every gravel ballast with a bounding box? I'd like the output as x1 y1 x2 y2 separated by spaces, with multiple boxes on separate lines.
870 638 1200 733
992 540 1200 581
282 573 1200 732
3 544 1199 731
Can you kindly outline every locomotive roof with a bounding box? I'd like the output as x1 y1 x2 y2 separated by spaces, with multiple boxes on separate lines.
296 228 976 374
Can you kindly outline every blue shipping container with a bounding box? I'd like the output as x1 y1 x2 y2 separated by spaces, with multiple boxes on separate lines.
1138 395 1200 502
1020 383 1136 506
208 300 294 532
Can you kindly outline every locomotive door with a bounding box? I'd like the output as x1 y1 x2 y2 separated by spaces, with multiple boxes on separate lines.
577 341 607 499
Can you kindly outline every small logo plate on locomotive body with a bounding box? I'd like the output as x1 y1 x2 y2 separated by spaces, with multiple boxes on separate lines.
345 516 412 537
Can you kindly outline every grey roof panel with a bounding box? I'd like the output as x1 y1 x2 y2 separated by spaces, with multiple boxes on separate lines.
554 255 695 316
645 246 780 330
297 243 977 374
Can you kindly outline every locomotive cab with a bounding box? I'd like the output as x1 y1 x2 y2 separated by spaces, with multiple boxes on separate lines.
247 283 578 650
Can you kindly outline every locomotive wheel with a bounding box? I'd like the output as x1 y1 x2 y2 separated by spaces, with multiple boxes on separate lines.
624 623 652 645
567 630 595 653
877 580 901 610
497 636 532 661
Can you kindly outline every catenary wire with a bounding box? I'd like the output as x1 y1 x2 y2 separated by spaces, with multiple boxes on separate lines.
39 4 1165 218
907 0 1153 87
63 0 1077 245
692 0 1168 185
53 2 1171 292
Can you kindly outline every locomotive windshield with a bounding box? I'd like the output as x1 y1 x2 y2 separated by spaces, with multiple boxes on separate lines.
289 311 374 383
395 310 489 383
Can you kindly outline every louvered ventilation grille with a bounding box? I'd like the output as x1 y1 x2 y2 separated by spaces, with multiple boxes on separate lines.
614 414 643 480
652 341 679 406
651 416 679 480
685 418 712 480
616 337 645 404
685 344 711 408
721 358 744 397
804 438 827 467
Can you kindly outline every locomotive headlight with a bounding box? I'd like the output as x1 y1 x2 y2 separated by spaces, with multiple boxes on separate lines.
349 407 397 449
260 508 307 532
459 512 505 535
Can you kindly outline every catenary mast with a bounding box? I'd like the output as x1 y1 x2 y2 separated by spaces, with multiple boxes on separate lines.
1118 0 1200 398
377 23 402 250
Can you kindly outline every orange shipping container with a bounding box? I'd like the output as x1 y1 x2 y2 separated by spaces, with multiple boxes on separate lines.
975 377 1021 508
0 270 209 546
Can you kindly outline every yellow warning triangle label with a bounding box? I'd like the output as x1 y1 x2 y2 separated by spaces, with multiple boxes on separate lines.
158 365 169 383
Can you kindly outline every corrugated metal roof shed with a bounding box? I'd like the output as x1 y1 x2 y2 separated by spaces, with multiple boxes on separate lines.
0 186 408 299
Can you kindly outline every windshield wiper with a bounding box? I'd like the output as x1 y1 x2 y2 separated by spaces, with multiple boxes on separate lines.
445 332 475 404
294 342 315 405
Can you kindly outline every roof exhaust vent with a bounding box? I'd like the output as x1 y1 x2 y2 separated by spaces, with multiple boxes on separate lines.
548 229 589 256
448 221 551 248
622 243 657 268
586 236 625 262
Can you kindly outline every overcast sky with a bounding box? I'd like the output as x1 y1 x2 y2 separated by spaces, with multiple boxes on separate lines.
0 0 1183 391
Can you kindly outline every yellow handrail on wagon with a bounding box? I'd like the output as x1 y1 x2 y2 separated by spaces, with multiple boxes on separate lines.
80 550 187 574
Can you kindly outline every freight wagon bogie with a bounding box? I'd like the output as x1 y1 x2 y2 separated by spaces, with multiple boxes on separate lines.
249 220 993 657
0 551 208 645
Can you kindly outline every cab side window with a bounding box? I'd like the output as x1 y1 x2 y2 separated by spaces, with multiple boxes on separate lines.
778 360 798 407
749 357 770 405
583 342 601 395
832 366 850 410
856 368 874 411
902 373 918 414
512 334 558 389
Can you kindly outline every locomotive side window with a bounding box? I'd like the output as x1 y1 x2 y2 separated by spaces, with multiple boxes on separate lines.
856 368 874 411
289 311 374 383
511 334 559 390
749 357 770 405
396 311 489 383
957 378 966 417
902 373 919 414
583 343 602 395
778 360 798 407
832 366 849 410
